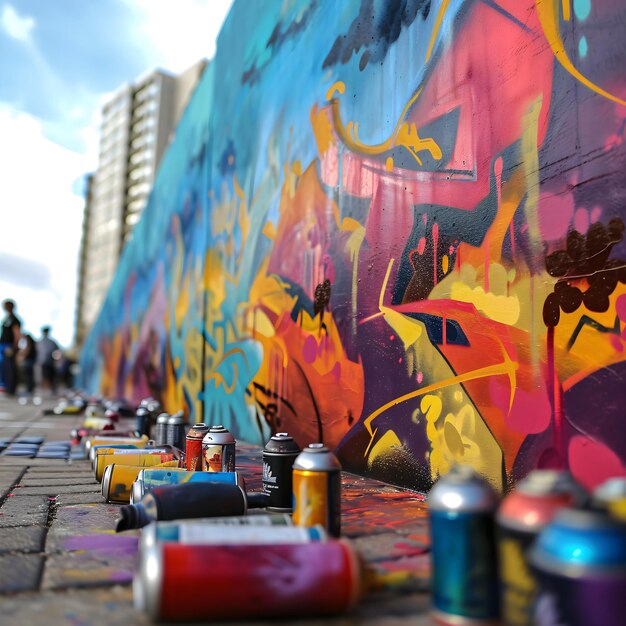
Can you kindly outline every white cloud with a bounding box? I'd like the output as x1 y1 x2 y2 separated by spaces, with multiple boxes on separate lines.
0 105 92 347
1 3 35 43
127 0 233 73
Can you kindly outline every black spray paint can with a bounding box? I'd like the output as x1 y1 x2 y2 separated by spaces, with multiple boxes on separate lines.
263 433 301 512
166 412 185 450
135 406 151 438
116 481 248 531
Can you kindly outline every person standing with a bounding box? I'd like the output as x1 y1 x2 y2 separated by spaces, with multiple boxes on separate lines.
37 326 60 394
17 333 37 395
0 300 22 395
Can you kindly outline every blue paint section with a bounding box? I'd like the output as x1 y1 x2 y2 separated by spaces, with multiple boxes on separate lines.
574 0 592 21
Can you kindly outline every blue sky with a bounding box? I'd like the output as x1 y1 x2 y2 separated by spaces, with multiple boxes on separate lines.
0 0 232 347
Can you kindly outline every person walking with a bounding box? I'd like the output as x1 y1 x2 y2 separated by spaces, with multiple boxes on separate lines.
37 326 60 394
0 300 22 395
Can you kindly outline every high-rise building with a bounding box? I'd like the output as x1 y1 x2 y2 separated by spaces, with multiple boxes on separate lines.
74 60 206 347
74 173 94 350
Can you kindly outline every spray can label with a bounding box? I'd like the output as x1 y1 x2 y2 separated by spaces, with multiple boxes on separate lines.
186 438 203 471
202 443 235 472
498 527 537 625
292 469 340 536
178 525 324 544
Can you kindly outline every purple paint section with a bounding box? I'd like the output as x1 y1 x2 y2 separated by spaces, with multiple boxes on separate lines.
63 534 138 555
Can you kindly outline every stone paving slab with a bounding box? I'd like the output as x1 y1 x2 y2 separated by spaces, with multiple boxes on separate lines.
0 525 46 553
19 476 97 487
16 483 99 496
27 464 93 475
46 503 138 553
0 494 50 527
0 553 44 592
0 470 25 498
42 543 138 590
53 492 104 505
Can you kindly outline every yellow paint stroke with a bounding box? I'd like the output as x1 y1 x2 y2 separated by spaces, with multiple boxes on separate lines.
442 254 449 274
362 354 518 450
206 347 248 394
521 96 543 368
262 221 276 240
310 104 335 155
536 0 626 106
346 224 366 336
330 99 441 166
521 96 543 256
234 174 249 246
326 80 345 101
426 0 452 61
385 156 394 171
450 282 520 326
327 0 453 165
561 0 570 21
208 364 238 393
378 259 423 350
367 429 402 468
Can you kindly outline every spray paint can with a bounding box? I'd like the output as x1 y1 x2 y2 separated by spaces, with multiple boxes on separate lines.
133 539 361 621
116 482 248 531
185 423 209 471
95 449 175 482
262 432 300 512
155 413 169 445
530 506 626 626
428 464 500 625
166 412 185 450
593 477 626 522
101 461 179 504
86 435 149 458
89 443 141 465
202 425 236 472
135 406 151 438
131 468 244 504
497 470 582 626
293 443 341 537
92 446 170 475
140 514 295 549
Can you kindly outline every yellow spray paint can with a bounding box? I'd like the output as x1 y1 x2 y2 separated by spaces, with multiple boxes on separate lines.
292 444 342 537
94 449 176 482
85 435 149 456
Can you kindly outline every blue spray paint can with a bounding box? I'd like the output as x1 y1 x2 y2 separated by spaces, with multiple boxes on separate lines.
529 506 626 626
428 464 500 625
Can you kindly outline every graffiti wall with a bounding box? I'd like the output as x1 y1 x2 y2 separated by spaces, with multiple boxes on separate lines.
81 0 626 492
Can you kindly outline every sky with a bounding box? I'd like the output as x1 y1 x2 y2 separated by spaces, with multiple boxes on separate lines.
0 0 233 349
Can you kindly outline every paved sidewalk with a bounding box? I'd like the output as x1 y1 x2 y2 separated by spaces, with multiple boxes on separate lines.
0 395 434 625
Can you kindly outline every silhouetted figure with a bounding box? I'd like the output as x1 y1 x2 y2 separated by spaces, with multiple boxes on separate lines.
37 326 59 394
17 333 37 395
0 300 22 395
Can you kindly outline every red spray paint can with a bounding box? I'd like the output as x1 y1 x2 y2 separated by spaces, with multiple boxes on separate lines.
185 422 208 471
134 540 362 621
